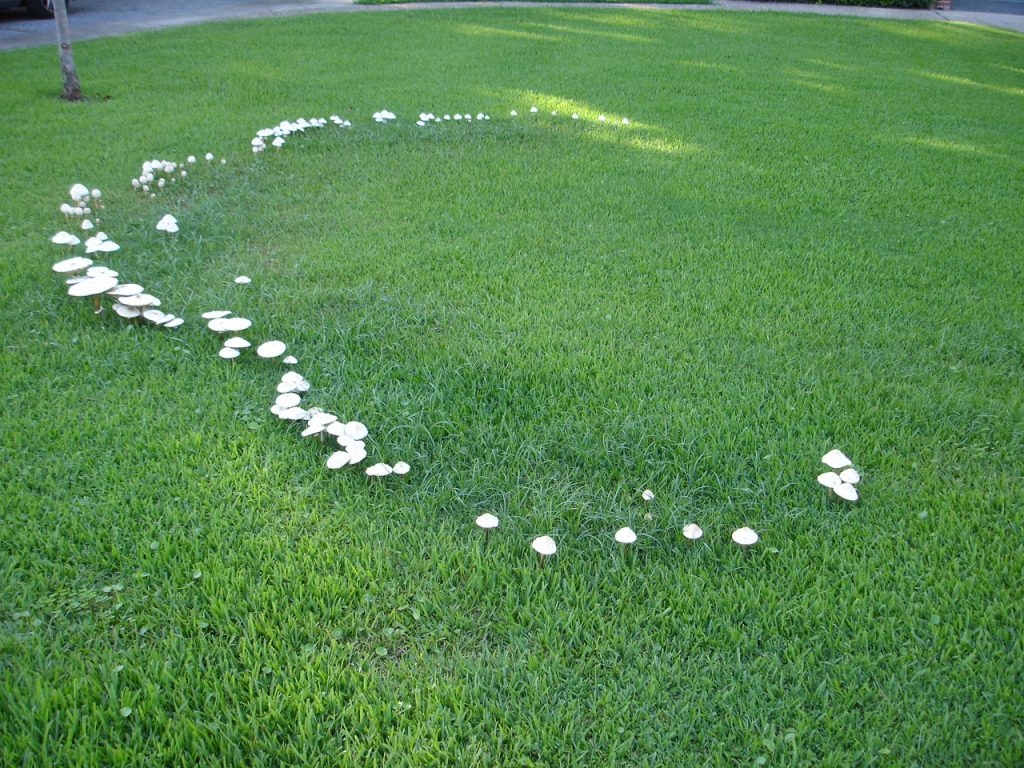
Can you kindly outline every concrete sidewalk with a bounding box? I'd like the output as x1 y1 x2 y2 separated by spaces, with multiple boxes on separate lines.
0 0 1020 52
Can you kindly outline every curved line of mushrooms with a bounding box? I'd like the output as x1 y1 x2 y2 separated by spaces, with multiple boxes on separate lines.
51 108 864 563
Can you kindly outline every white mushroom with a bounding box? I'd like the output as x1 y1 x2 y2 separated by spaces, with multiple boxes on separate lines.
821 449 852 469
817 472 841 490
839 468 860 484
731 527 759 548
107 283 144 297
164 317 185 328
51 231 81 247
119 294 160 308
641 489 655 502
326 451 350 469
344 421 368 440
476 513 499 531
112 302 141 319
208 317 252 332
201 310 232 320
275 392 301 408
531 535 557 565
218 347 240 359
68 275 119 312
234 276 251 284
683 523 703 541
224 336 251 349
282 356 298 365
614 527 637 545
365 463 393 477
256 340 286 359
52 256 93 274
392 461 410 476
834 483 859 502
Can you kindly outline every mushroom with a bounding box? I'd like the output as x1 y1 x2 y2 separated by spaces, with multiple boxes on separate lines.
51 231 81 247
392 461 410 476
326 451 350 469
234 276 251 285
531 535 557 567
208 317 252 333
256 340 286 359
683 523 703 542
164 317 185 329
275 392 301 409
731 527 759 549
614 527 637 554
112 302 141 319
86 266 118 279
224 336 251 349
365 463 393 477
107 283 144 298
835 483 859 502
641 489 655 502
68 274 119 313
201 310 232 320
142 309 170 324
282 355 298 365
821 449 852 470
475 512 499 543
119 293 160 309
52 256 93 274
344 421 368 441
218 347 240 359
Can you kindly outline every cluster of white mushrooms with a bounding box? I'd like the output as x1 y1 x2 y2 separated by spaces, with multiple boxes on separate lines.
131 154 222 197
200 302 412 480
48 107 868 567
51 184 183 326
251 116 351 153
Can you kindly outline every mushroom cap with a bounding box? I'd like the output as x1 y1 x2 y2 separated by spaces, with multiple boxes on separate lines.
107 283 144 297
835 483 859 502
68 275 119 297
308 412 338 428
839 468 861 485
69 183 89 201
112 302 142 319
682 523 703 541
86 266 118 278
279 406 308 421
301 423 326 437
731 527 759 547
475 513 499 530
531 535 557 556
392 461 410 476
52 256 93 274
51 231 81 246
208 317 252 332
347 445 368 465
201 310 232 320
224 336 251 349
256 340 286 359
365 463 393 477
234 275 251 284
282 355 298 365
344 421 368 440
275 392 301 408
120 293 159 308
326 451 350 469
641 489 655 502
164 317 185 328
142 309 169 324
821 449 852 469
326 421 347 437
614 527 637 545
817 471 841 490
218 347 240 359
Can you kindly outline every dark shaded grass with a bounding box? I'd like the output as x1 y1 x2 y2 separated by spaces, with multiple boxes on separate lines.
0 8 1022 766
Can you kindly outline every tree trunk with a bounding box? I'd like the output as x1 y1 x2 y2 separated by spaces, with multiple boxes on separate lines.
53 0 82 101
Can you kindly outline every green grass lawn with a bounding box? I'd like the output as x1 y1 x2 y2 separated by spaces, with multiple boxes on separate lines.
1 8 1022 766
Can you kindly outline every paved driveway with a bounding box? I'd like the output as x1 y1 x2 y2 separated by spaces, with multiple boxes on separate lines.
1 0 1020 51
0 0 356 49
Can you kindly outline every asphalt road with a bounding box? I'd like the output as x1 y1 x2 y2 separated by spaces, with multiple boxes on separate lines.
0 0 1020 51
